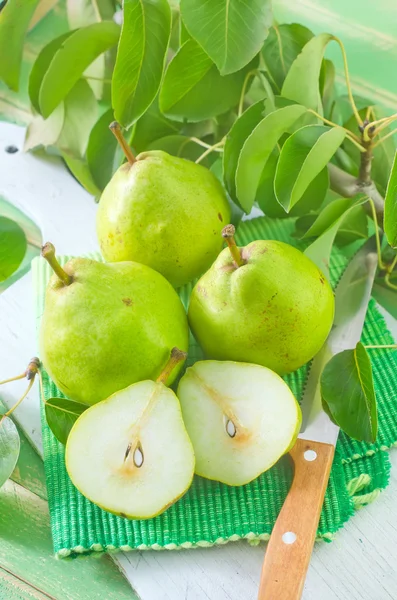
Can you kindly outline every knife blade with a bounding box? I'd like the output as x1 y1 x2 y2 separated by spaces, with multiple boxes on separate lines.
258 243 378 600
300 242 378 445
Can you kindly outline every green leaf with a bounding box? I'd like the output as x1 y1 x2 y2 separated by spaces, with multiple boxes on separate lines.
57 79 98 158
63 154 101 197
372 282 397 320
24 104 65 152
39 21 120 118
235 104 306 213
0 416 20 488
0 0 40 91
304 195 367 281
180 0 272 75
336 205 368 246
261 23 313 92
160 39 258 122
131 98 179 153
45 398 87 445
321 342 378 443
320 59 336 118
274 125 345 212
29 32 73 113
86 108 119 191
384 150 397 248
0 217 27 282
258 156 328 219
281 33 333 111
223 100 265 201
112 0 171 128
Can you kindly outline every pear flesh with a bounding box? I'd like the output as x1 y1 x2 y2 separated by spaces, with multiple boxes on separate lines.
188 239 335 374
66 379 195 519
40 257 188 405
97 150 231 288
178 361 301 486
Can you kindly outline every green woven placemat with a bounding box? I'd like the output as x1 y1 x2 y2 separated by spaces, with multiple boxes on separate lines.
33 217 397 557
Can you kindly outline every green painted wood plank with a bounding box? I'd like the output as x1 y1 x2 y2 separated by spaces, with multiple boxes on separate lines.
0 480 137 600
0 567 51 599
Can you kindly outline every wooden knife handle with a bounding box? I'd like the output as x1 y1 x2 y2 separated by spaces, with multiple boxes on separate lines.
258 438 335 600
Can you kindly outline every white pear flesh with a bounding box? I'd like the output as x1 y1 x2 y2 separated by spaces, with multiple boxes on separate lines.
66 380 195 519
177 361 301 486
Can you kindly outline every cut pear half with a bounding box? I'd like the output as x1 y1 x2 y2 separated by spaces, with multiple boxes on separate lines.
177 361 301 486
66 350 195 519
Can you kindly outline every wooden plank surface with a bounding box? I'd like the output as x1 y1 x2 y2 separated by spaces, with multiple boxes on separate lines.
0 480 136 600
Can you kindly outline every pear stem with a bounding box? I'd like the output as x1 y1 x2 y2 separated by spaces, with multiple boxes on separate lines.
156 347 187 384
0 358 40 422
222 225 245 267
109 121 136 165
41 243 72 285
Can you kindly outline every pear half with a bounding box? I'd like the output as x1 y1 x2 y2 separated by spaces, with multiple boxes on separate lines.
66 349 195 519
177 361 301 486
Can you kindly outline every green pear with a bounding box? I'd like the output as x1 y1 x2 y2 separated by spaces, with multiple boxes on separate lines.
178 360 301 486
96 122 231 288
40 243 188 406
66 349 195 519
188 225 335 375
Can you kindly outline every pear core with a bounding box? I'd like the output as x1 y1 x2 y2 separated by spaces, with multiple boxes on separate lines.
96 151 231 288
188 239 335 374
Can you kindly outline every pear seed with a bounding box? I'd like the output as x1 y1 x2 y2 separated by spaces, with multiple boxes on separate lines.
226 419 236 438
133 445 144 468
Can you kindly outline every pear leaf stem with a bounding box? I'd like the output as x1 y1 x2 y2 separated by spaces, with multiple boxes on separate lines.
109 121 136 165
156 347 187 384
222 224 245 267
41 243 72 285
0 358 40 423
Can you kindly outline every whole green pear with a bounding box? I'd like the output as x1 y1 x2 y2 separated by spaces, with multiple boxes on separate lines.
188 225 334 375
96 122 231 288
40 243 188 406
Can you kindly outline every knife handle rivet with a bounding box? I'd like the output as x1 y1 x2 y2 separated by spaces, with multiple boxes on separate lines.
282 532 297 545
304 450 317 462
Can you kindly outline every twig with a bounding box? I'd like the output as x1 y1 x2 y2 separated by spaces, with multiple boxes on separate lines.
333 36 363 126
238 70 257 117
372 127 397 149
195 138 225 164
367 197 386 270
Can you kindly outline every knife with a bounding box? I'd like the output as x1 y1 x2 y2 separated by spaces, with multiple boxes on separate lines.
258 245 378 600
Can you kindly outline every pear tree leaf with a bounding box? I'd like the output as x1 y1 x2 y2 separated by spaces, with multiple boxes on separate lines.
112 0 171 128
304 196 367 281
0 415 20 488
257 154 328 219
57 79 98 158
29 32 73 113
45 398 87 445
0 217 27 282
39 21 120 118
320 59 336 118
281 33 333 111
372 282 397 320
261 23 314 92
336 205 368 246
223 100 265 202
160 39 258 122
234 104 306 213
321 342 378 443
63 154 101 197
180 0 272 75
0 0 40 91
24 104 65 152
86 108 120 191
131 98 179 154
274 125 345 212
384 151 397 248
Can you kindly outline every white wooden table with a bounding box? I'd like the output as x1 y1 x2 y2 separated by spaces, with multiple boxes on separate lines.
1 122 397 600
